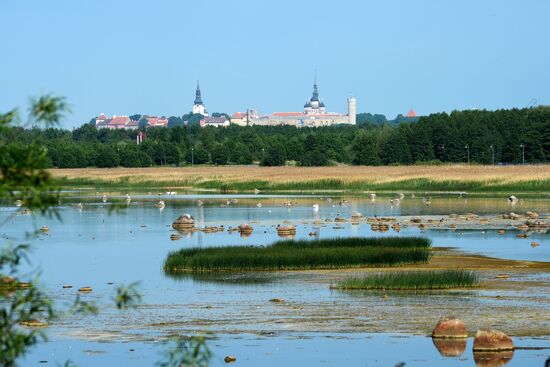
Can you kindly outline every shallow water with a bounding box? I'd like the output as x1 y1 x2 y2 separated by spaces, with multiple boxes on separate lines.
2 192 549 366
23 333 550 366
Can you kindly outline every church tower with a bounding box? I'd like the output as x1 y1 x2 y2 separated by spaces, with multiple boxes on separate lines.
192 81 207 116
304 73 326 115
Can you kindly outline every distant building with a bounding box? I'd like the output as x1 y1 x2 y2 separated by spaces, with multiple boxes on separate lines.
231 110 260 126
406 107 417 118
192 81 208 116
200 116 230 128
237 78 356 127
145 116 168 127
96 115 132 130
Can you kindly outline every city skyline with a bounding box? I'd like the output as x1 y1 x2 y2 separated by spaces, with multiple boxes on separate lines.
2 0 550 128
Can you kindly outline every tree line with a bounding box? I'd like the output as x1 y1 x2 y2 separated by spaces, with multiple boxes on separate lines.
4 107 549 167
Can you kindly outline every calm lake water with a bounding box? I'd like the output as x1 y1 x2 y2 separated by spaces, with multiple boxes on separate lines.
2 191 549 366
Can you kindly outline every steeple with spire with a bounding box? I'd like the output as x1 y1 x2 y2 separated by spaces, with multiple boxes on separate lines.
194 81 203 105
192 80 207 116
304 71 325 115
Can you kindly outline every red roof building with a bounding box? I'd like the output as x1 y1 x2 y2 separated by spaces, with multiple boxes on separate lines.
406 108 417 118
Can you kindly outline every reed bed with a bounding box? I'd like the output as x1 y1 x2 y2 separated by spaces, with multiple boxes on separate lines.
50 165 550 193
335 270 479 290
164 237 431 273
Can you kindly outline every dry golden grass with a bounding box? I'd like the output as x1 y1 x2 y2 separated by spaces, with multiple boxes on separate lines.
49 165 550 185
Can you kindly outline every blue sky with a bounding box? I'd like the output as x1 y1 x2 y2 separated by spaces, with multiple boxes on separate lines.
1 0 549 128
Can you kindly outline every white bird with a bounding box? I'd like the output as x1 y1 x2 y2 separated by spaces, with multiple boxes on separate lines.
397 193 405 199
102 195 107 203
15 200 23 207
125 194 131 203
76 202 83 209
257 203 262 208
508 195 518 205
156 200 165 209
368 193 376 200
390 198 400 205
312 204 319 211
197 200 204 206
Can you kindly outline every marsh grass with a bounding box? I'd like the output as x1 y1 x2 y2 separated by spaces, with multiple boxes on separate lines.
50 165 550 193
335 270 479 290
164 237 431 273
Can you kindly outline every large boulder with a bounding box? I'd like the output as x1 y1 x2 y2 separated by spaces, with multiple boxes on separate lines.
172 214 196 231
432 316 468 338
473 329 514 351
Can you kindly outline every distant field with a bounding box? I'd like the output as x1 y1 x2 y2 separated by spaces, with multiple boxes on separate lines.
49 165 550 192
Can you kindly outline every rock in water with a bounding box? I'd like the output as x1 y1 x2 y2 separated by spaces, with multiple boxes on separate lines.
172 214 196 231
432 316 468 338
238 224 254 235
473 329 514 351
224 355 237 363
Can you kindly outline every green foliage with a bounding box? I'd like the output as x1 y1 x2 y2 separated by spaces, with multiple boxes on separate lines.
28 94 69 127
5 106 549 167
164 237 431 272
260 141 286 166
336 270 479 290
157 336 212 367
1 95 147 366
114 282 142 310
210 144 230 165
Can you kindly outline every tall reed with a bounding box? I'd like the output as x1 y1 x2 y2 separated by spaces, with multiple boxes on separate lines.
335 270 478 290
164 237 431 273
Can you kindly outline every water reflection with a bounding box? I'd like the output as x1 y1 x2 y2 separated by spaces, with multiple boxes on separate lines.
473 350 514 367
432 338 467 357
166 272 275 286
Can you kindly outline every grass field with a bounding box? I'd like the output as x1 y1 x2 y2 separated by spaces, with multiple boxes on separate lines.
164 237 432 273
49 165 550 192
335 270 479 290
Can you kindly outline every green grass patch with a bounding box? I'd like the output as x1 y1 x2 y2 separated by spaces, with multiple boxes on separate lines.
335 270 479 290
164 237 432 273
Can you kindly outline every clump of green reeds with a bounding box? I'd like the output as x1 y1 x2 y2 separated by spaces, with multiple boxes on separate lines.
335 270 478 290
164 237 431 273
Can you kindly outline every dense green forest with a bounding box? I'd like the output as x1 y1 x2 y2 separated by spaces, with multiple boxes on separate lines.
3 107 549 167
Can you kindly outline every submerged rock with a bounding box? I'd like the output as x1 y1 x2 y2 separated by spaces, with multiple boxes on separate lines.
473 329 514 351
432 316 468 338
19 319 48 327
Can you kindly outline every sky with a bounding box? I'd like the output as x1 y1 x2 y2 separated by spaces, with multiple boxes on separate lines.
1 0 549 128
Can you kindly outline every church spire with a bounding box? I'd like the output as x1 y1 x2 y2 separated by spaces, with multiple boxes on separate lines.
194 80 203 105
311 71 319 101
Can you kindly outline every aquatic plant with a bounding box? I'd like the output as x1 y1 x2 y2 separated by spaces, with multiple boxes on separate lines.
164 237 431 273
335 270 479 290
